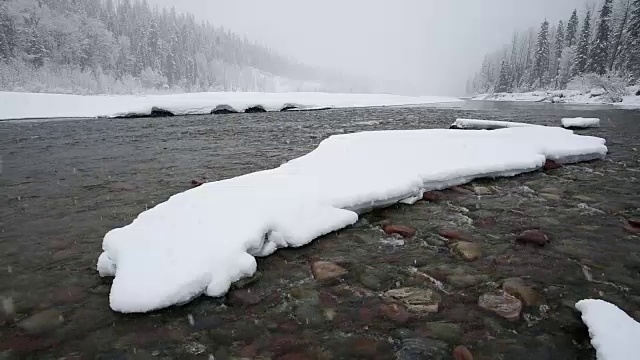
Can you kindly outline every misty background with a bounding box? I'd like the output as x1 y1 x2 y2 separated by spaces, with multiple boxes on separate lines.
0 0 607 96
146 0 588 95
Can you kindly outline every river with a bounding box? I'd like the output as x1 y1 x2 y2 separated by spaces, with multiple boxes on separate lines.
1 101 639 359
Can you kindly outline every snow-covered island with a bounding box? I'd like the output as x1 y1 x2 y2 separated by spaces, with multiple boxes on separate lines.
471 86 640 107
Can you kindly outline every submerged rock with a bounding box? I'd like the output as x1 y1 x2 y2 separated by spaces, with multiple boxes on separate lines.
502 278 542 306
384 287 441 313
380 303 411 324
448 274 489 288
395 336 448 360
18 309 64 334
473 186 492 196
451 241 482 261
382 225 417 238
311 261 347 281
516 230 550 246
438 229 467 241
453 346 474 360
422 322 463 342
543 159 562 171
478 291 522 320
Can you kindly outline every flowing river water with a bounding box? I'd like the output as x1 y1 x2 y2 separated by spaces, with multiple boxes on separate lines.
1 101 639 359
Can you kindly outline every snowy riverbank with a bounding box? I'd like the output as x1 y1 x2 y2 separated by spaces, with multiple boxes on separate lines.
471 88 640 107
0 91 461 120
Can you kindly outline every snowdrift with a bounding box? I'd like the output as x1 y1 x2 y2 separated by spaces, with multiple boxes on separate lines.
0 91 461 120
96 126 607 313
576 299 640 360
561 117 600 129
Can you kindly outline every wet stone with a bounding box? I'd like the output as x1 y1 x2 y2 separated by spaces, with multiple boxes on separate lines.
453 345 474 360
502 278 542 306
228 288 262 306
384 287 441 313
18 309 64 334
423 191 446 202
294 303 325 326
627 218 640 228
395 337 448 360
516 229 550 246
543 159 562 171
346 337 383 358
447 274 489 288
382 224 417 238
422 322 463 342
478 291 522 321
473 186 492 196
311 261 347 281
451 241 482 261
379 303 411 324
438 229 467 241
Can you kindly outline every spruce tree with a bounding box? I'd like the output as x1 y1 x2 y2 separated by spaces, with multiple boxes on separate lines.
587 0 613 75
625 0 640 80
495 59 511 93
566 10 579 47
573 11 592 76
533 20 550 87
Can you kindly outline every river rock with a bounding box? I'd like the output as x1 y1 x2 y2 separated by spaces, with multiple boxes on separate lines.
383 225 417 238
628 218 640 228
311 261 347 281
453 346 474 360
502 278 541 306
379 303 411 324
451 241 482 261
423 191 446 202
516 230 549 246
543 159 562 171
228 289 262 306
384 287 441 313
448 274 489 288
473 186 492 195
438 229 467 241
474 217 497 228
395 336 448 360
478 291 522 320
18 309 64 334
422 322 463 342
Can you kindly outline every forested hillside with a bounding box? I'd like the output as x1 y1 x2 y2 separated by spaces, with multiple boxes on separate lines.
0 0 367 94
467 0 640 95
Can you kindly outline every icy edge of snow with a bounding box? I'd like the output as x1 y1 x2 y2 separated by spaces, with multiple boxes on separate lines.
561 117 600 128
576 299 640 360
451 118 539 130
97 127 607 313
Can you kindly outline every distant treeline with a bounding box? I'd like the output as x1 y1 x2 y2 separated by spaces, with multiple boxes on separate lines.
0 0 367 94
467 0 640 94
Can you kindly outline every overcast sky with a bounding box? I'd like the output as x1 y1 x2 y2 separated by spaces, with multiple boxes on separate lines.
147 0 591 96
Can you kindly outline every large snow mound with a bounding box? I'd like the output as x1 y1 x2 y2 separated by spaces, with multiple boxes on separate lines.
97 127 607 313
451 118 539 130
576 299 640 360
561 117 600 128
0 91 461 120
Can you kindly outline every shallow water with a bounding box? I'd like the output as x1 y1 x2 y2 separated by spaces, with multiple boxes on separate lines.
1 101 639 359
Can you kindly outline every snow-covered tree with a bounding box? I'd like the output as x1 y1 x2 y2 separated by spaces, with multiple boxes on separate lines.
623 0 640 80
558 47 575 88
587 0 613 75
566 9 580 47
495 59 511 92
551 20 565 82
573 10 592 76
609 0 633 71
533 20 550 87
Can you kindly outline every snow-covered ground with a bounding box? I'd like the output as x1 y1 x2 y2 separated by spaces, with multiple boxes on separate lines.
576 299 640 360
561 117 600 128
0 91 461 120
471 89 640 107
96 125 607 313
450 118 538 130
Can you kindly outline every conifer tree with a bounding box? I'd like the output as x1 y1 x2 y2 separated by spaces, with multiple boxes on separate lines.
573 11 592 76
495 59 511 92
566 10 580 47
587 0 613 75
624 0 640 80
533 20 550 87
